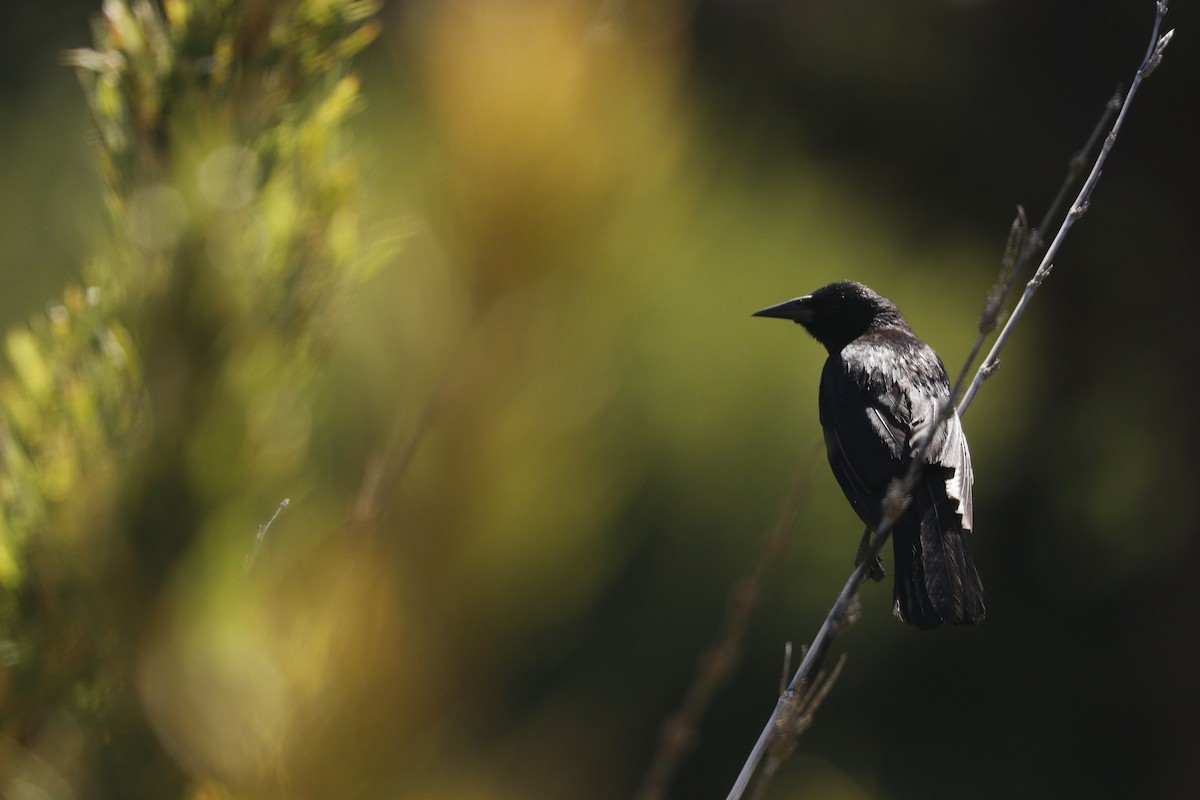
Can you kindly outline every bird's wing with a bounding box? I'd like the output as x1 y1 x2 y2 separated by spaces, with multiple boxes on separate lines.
896 356 975 533
819 360 907 529
927 408 974 532
820 346 974 532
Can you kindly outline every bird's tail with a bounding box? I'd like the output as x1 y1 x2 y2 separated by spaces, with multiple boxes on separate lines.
891 483 985 629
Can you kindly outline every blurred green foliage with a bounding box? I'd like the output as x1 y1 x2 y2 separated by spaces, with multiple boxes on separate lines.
0 0 1195 799
2 0 383 794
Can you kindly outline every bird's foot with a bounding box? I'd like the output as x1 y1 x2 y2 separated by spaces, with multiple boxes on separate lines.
856 529 887 583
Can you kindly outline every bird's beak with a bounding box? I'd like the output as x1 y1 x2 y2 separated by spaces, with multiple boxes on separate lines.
752 296 813 322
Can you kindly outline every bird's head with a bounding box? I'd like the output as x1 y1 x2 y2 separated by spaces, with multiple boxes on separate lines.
753 281 906 353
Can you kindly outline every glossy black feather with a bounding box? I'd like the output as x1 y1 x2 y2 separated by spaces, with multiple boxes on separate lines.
755 281 984 628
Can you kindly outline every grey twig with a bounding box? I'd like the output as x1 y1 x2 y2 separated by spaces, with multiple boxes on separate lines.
726 4 1171 797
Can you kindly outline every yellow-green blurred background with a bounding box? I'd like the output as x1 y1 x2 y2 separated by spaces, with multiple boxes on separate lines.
2 1 1198 798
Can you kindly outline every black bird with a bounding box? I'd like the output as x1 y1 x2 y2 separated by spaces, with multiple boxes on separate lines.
754 281 984 628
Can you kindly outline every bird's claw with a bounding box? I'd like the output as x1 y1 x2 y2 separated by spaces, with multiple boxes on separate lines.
856 529 887 583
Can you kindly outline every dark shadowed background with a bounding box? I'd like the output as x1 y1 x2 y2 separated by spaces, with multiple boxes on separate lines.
1 1 1197 798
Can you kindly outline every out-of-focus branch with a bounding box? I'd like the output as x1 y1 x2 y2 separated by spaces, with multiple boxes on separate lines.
632 464 815 800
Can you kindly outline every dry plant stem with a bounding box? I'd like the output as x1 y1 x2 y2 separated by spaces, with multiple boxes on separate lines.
348 338 466 530
631 466 814 800
750 654 847 800
958 3 1173 416
727 5 1171 798
348 381 444 527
